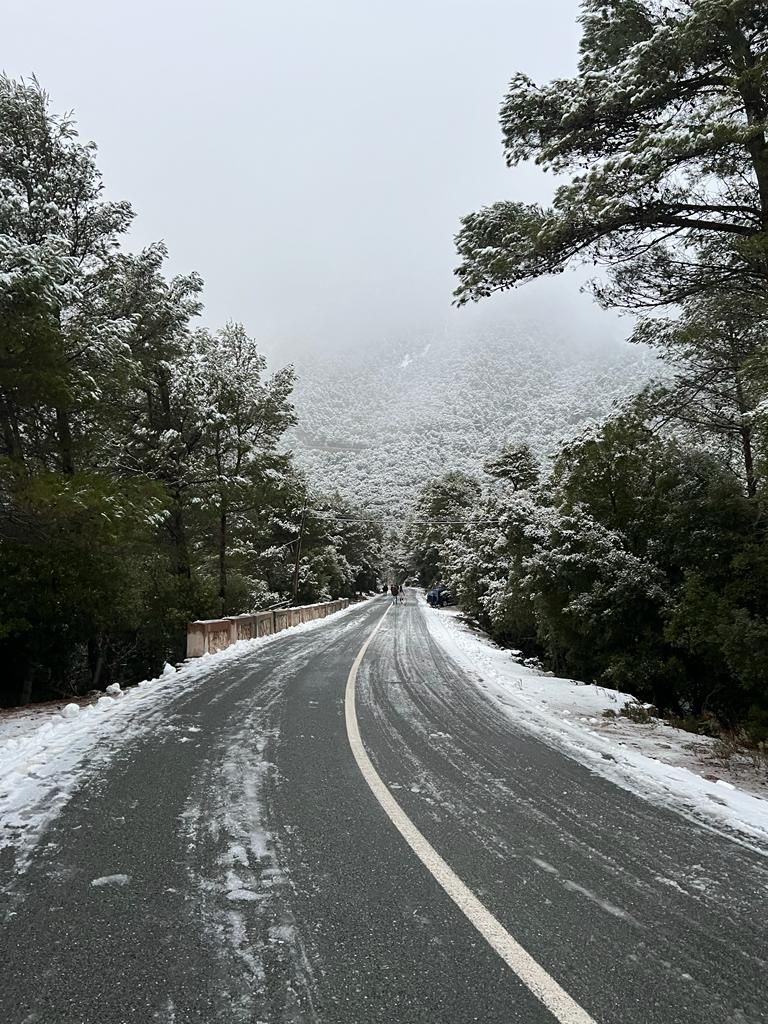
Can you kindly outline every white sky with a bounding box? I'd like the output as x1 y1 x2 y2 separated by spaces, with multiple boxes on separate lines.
4 1 624 356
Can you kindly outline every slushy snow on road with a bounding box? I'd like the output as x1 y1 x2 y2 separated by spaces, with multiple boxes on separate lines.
423 604 768 848
0 603 367 872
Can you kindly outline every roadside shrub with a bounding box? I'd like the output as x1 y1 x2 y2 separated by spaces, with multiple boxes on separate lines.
618 701 656 725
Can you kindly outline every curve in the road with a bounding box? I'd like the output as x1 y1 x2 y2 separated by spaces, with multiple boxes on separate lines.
2 595 766 1024
345 603 598 1024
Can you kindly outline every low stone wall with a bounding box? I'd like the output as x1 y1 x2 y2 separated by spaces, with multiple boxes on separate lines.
186 599 350 658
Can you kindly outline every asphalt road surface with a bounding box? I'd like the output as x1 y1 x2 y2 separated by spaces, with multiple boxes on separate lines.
1 596 766 1023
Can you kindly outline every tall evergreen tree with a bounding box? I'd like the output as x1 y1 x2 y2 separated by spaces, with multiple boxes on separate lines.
454 1 768 311
633 292 768 496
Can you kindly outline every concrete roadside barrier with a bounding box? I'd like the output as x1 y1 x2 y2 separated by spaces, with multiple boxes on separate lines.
186 599 350 658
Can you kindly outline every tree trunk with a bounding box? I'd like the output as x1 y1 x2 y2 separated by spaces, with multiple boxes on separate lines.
218 506 227 617
0 394 24 463
734 371 758 497
292 509 306 605
167 498 192 580
19 665 34 706
740 424 757 498
727 21 768 227
153 376 194 594
55 406 75 475
88 635 106 690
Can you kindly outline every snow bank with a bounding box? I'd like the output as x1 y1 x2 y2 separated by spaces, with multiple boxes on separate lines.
423 606 768 849
91 873 131 887
0 599 370 870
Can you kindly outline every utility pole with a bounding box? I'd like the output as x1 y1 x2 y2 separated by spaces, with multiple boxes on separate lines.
292 508 307 605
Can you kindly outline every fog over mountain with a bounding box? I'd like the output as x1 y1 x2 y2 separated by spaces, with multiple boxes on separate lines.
283 304 657 516
5 0 591 352
5 1 654 509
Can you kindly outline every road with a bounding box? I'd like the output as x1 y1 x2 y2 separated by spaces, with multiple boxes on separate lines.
1 596 766 1023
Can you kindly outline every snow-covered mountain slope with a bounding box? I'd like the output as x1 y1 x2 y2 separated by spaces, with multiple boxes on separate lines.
287 320 656 514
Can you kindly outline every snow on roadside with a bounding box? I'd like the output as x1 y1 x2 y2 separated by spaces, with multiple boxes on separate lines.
0 698 98 746
423 605 768 850
0 600 370 870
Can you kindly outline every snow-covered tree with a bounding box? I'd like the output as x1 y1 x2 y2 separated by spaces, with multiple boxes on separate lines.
522 503 671 692
0 74 134 474
0 76 382 706
455 1 768 311
633 292 768 496
484 441 539 490
404 471 481 585
440 491 539 649
183 323 296 614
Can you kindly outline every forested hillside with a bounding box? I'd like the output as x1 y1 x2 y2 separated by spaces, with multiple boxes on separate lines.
289 324 656 515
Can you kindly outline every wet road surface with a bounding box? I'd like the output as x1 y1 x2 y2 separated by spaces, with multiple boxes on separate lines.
1 597 766 1023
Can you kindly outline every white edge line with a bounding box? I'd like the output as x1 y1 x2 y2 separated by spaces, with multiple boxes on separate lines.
344 605 599 1024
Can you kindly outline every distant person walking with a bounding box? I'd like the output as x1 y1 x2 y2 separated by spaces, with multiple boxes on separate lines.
391 584 399 604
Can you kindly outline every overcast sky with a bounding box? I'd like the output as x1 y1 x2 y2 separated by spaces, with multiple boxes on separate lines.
5 1 623 356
